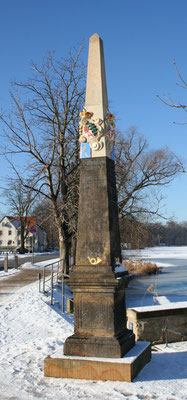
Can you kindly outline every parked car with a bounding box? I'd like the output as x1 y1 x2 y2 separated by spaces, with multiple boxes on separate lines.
16 247 29 254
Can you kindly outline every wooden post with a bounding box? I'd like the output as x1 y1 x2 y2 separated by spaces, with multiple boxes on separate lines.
4 253 8 272
15 255 19 269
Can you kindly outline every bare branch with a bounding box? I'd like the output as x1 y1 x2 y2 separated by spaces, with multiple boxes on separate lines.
173 58 187 87
158 59 187 124
115 128 182 220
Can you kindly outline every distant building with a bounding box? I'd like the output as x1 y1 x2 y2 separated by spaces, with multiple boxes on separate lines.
121 243 132 250
0 216 47 252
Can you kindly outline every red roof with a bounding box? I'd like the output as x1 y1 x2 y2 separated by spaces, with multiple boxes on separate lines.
4 216 37 228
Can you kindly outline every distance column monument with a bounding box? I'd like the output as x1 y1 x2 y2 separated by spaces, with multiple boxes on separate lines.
44 33 151 381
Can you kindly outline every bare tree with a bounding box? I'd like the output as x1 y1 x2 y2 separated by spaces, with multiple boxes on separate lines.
157 58 187 124
0 48 182 264
1 49 85 273
33 198 60 249
120 218 151 249
4 179 38 252
115 127 182 220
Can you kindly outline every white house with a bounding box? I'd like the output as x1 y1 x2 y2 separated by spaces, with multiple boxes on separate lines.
0 216 47 252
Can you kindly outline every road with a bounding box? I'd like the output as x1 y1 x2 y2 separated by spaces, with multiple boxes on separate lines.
0 268 52 303
0 252 60 271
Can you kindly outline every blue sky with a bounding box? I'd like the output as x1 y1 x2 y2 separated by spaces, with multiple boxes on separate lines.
1 0 187 221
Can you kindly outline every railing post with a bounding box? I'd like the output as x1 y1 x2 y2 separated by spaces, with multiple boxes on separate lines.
165 328 168 347
62 265 65 313
38 273 41 292
165 318 168 347
43 266 45 292
56 261 59 284
51 271 54 305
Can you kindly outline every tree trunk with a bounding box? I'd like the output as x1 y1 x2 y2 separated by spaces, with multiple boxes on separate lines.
20 223 25 253
59 233 69 275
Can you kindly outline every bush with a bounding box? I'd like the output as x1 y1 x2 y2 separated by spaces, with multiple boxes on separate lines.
123 259 159 275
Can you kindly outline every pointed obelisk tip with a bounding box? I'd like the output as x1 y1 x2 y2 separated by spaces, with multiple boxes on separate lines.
90 33 101 41
79 32 115 160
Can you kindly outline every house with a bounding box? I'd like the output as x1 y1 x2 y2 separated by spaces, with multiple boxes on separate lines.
0 216 47 252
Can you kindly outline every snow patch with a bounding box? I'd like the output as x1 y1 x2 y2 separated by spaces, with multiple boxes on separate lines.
0 268 21 280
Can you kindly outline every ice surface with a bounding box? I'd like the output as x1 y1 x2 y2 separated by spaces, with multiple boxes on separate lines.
123 245 187 262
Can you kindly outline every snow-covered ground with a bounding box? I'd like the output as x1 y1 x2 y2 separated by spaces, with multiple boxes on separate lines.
0 248 187 399
0 268 21 280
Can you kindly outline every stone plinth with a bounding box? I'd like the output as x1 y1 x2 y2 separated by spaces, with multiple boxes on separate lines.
127 304 187 344
44 342 151 382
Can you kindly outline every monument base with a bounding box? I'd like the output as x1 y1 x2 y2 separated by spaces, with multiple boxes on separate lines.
44 342 151 382
64 330 135 358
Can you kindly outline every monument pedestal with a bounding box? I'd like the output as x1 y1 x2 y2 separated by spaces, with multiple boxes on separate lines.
64 265 135 358
64 332 135 359
44 342 151 382
62 156 136 358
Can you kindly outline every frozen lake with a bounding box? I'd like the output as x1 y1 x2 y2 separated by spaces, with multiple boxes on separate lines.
124 246 187 308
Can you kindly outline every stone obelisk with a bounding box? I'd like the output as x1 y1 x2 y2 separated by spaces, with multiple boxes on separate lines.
63 33 135 358
44 34 151 381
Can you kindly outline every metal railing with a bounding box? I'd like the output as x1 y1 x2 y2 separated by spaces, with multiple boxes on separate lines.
164 327 187 347
38 257 74 313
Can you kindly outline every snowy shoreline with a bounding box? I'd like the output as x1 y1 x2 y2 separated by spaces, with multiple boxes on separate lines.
0 247 187 399
1 278 187 400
